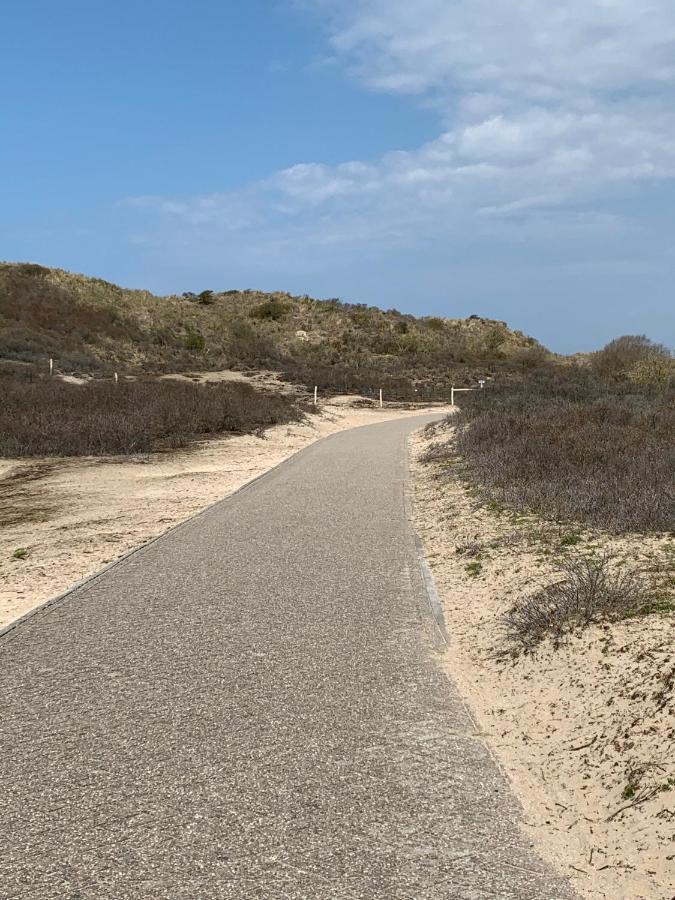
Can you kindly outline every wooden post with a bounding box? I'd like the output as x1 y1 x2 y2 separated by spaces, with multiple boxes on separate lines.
451 385 455 407
379 388 383 409
313 385 318 407
49 358 54 377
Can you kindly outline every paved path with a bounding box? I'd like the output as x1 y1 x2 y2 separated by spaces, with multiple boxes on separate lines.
0 416 575 899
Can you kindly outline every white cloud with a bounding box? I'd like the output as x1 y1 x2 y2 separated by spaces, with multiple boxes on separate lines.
126 1 675 264
313 0 675 100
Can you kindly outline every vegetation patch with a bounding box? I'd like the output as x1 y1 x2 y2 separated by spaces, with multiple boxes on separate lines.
451 340 673 533
0 262 552 399
0 374 303 457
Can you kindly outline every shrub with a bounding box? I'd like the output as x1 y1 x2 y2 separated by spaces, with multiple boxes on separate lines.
184 326 206 352
228 319 277 365
278 360 420 400
249 300 288 321
627 354 673 389
511 346 549 370
0 265 144 350
419 438 454 464
502 556 648 652
592 335 672 381
0 375 302 457
452 365 674 532
483 326 507 354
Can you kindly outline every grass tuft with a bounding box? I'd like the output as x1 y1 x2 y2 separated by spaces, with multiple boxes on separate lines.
501 555 651 652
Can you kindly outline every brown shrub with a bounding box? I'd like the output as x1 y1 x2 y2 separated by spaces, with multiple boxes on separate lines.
0 375 302 457
278 361 421 400
450 365 674 532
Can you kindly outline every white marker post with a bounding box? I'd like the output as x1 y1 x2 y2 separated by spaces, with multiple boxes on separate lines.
114 372 119 385
314 385 318 407
49 358 54 377
379 388 383 409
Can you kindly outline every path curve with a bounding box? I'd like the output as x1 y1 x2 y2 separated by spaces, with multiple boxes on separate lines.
0 416 575 899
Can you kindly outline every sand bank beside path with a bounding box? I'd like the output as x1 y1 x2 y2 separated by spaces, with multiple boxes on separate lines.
0 400 447 630
410 424 674 900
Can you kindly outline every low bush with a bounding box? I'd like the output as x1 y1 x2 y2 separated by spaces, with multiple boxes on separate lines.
502 556 648 652
278 361 420 400
249 299 288 321
0 375 302 457
453 363 674 532
183 326 206 352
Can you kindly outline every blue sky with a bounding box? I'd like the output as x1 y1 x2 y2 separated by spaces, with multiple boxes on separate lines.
2 0 674 352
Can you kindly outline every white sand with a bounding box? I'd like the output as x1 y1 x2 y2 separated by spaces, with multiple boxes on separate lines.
0 401 445 630
410 423 674 900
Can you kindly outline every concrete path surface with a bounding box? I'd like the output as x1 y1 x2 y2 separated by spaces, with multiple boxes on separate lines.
0 416 575 899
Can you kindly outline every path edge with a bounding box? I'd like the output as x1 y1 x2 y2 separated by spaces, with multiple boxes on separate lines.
403 426 451 650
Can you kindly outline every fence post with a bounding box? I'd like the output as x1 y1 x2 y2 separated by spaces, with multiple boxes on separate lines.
114 372 119 385
379 388 383 409
49 358 54 377
451 385 455 407
313 385 318 407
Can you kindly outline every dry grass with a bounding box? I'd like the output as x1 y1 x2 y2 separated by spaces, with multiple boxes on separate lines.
0 374 302 457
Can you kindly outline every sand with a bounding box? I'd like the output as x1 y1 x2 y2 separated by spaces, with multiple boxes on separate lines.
0 400 446 631
410 421 674 900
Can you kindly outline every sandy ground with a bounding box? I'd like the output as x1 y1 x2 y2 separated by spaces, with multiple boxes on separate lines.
410 420 675 900
0 400 446 630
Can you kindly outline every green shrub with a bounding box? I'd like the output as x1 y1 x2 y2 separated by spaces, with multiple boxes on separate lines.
228 319 276 364
184 326 205 352
249 300 288 321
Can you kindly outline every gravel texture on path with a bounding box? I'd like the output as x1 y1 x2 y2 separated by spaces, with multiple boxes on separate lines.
0 416 575 899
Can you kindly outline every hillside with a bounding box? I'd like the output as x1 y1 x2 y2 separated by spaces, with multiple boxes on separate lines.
0 262 551 398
